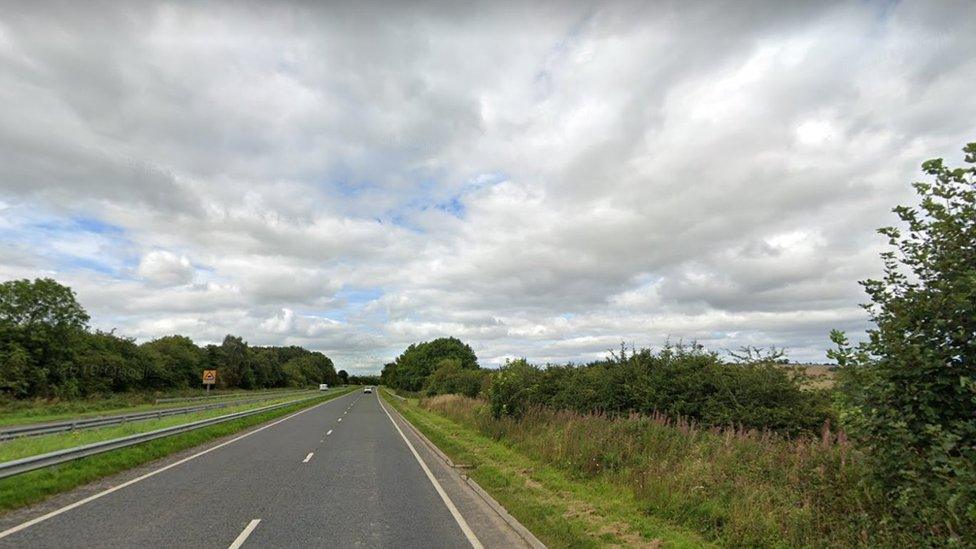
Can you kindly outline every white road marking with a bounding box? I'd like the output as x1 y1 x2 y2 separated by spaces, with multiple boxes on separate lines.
0 391 357 540
327 429 333 436
377 393 483 549
228 519 261 549
303 452 314 463
337 418 342 422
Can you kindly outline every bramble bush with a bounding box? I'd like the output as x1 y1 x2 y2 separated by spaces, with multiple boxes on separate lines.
487 343 832 435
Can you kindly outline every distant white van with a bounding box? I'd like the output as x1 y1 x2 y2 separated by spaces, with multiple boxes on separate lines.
319 384 329 391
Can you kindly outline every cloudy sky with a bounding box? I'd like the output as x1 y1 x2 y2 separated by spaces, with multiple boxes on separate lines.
1 1 974 373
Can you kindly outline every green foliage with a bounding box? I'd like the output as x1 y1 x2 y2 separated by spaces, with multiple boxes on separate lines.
487 344 831 435
423 358 488 397
0 278 339 399
830 142 976 541
380 362 397 386
0 278 89 396
348 374 381 385
487 358 536 419
388 337 479 391
419 393 876 547
141 335 205 389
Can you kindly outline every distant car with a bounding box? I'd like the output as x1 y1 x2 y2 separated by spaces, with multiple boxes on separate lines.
363 386 373 394
319 384 329 391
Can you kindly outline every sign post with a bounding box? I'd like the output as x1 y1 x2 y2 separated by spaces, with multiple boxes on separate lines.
202 370 217 394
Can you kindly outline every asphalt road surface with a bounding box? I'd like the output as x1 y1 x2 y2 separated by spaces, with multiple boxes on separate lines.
0 391 531 548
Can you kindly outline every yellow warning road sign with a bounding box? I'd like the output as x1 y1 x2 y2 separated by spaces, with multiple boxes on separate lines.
202 370 217 384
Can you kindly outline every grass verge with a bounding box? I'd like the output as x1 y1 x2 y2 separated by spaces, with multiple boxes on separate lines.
0 388 315 427
0 390 341 462
393 393 900 548
0 387 353 512
382 389 709 548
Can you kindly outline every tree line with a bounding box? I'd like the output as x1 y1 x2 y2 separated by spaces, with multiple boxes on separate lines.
0 278 340 399
381 336 829 435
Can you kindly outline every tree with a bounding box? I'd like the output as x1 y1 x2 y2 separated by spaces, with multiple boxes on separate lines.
337 369 349 385
75 331 146 395
141 335 205 389
380 362 397 387
392 337 478 391
830 142 976 540
0 278 90 332
0 278 90 396
0 343 31 397
218 335 252 389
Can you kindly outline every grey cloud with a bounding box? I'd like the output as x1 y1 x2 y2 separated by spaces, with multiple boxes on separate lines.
0 0 974 369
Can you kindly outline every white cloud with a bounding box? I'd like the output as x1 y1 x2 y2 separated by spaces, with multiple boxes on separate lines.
137 250 194 286
0 1 974 372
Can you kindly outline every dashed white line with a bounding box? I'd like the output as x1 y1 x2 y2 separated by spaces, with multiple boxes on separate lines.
337 418 342 422
302 452 314 463
0 392 353 541
327 429 333 436
228 519 261 549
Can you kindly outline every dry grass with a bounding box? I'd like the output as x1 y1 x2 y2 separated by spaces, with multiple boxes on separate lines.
793 364 837 390
420 394 884 547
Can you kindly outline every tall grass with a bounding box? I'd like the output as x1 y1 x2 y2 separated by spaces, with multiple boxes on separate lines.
421 394 899 547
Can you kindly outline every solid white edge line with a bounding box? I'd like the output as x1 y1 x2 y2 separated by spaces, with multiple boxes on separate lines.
303 452 314 463
0 391 356 541
377 392 483 549
227 518 261 549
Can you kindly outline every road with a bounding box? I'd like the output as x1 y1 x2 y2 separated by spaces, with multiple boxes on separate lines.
0 391 532 548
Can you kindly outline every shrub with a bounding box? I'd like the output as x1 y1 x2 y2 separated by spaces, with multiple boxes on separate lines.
830 141 976 541
422 394 877 547
487 344 832 435
423 358 488 397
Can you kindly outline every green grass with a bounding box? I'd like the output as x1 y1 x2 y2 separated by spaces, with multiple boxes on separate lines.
0 387 316 427
0 387 354 512
0 389 342 462
388 392 904 548
382 389 709 548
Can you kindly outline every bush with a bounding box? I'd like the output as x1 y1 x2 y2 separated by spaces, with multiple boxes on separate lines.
830 141 976 541
423 358 487 397
423 394 877 547
487 343 832 435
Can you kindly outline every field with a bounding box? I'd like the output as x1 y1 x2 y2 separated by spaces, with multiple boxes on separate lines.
793 364 836 389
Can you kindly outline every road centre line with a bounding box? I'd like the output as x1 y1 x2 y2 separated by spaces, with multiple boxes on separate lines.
377 393 483 549
228 519 261 549
0 391 355 540
302 453 314 463
327 429 333 436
